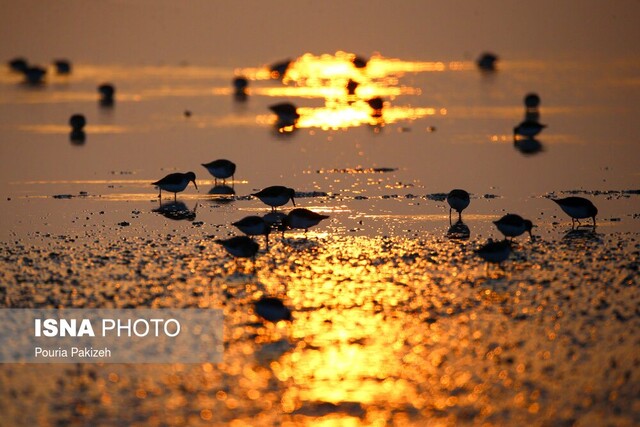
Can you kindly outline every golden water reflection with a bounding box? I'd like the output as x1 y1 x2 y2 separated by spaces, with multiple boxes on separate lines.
1 217 637 424
240 52 451 130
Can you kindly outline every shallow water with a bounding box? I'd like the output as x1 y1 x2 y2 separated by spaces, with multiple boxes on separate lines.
1 2 640 425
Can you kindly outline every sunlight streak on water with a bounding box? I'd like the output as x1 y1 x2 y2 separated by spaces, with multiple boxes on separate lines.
16 124 128 134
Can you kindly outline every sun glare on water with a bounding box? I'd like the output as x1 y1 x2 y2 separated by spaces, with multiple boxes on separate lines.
238 51 454 130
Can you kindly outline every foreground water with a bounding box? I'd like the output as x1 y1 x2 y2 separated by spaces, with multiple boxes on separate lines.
0 53 639 425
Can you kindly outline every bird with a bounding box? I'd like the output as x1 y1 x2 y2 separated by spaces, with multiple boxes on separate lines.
232 76 249 100
69 114 86 131
252 186 296 210
98 83 115 106
352 56 368 69
447 189 470 222
201 159 236 184
53 59 72 75
551 197 598 227
152 172 197 200
524 93 541 108
346 79 359 96
215 236 259 259
253 297 292 322
513 120 546 138
23 66 46 85
285 208 329 234
269 59 291 79
232 216 271 246
477 52 498 71
8 57 28 73
269 102 300 127
523 93 541 121
493 214 534 240
366 97 384 118
476 239 511 264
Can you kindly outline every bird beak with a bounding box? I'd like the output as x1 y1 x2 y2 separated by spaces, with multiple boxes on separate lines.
192 180 198 190
291 197 296 207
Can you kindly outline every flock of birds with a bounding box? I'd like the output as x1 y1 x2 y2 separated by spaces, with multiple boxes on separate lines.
7 53 601 322
152 163 329 262
446 187 598 265
149 162 598 272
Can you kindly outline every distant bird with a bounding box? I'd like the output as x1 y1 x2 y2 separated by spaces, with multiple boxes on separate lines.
233 76 248 100
477 52 498 71
269 102 300 127
523 93 541 121
202 159 236 184
352 56 368 69
493 214 534 240
8 57 28 73
447 189 470 221
285 208 329 234
476 239 511 264
152 172 198 200
269 59 291 79
23 66 46 85
253 297 292 322
232 216 271 246
346 79 359 96
551 197 598 227
513 120 546 138
69 114 86 131
366 97 384 118
53 59 72 74
215 236 259 259
98 83 115 106
524 93 540 108
252 186 296 210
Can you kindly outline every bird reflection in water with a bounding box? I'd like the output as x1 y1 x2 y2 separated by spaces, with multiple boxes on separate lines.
208 185 235 204
152 201 197 221
562 228 602 244
446 219 470 240
232 215 271 248
69 130 86 145
263 211 288 237
514 137 543 155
